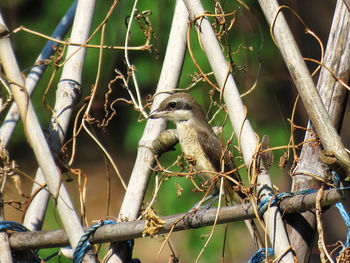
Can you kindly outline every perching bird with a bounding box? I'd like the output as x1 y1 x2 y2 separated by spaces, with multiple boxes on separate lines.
149 92 245 202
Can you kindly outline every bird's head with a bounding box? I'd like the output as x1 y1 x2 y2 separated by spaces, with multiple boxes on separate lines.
149 92 206 125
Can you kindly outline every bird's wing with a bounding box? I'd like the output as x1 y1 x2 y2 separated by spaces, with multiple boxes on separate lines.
196 129 245 201
196 129 242 184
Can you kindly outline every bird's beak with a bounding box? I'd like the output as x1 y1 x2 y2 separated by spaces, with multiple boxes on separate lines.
148 109 168 119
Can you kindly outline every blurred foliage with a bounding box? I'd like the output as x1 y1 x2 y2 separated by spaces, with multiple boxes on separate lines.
0 0 338 262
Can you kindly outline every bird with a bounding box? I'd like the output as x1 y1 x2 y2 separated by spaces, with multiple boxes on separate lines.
149 92 245 203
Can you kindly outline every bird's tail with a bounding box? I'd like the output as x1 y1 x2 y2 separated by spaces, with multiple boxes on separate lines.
245 219 264 249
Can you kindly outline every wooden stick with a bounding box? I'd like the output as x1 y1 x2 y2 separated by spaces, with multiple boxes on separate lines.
7 188 346 251
287 0 350 261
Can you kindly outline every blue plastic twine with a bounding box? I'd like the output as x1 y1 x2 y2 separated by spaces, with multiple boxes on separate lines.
73 220 117 263
0 220 40 262
249 248 274 263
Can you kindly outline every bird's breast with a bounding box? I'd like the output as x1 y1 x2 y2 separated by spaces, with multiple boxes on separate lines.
176 122 216 181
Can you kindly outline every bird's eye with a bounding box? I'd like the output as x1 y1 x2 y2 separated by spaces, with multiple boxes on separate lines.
168 101 176 108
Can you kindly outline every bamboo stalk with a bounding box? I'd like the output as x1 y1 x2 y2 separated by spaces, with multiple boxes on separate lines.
287 0 350 261
21 0 90 233
0 169 12 262
7 188 346 251
19 1 77 232
108 1 189 261
258 0 350 175
183 0 257 167
0 233 12 263
117 0 188 224
0 1 77 148
0 4 96 263
182 0 293 261
0 1 76 234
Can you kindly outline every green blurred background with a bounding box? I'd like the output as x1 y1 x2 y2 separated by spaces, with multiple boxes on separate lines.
1 0 348 262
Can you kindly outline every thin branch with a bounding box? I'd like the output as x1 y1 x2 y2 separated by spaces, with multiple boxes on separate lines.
81 0 126 190
123 0 147 119
7 188 347 251
195 177 224 263
12 26 151 51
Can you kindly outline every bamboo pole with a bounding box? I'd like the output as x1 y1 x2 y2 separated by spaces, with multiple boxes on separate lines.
287 0 350 261
7 188 346 251
0 1 77 148
258 0 350 175
0 233 12 263
0 3 77 231
0 3 96 262
117 0 188 222
107 1 189 261
21 0 92 232
182 0 293 261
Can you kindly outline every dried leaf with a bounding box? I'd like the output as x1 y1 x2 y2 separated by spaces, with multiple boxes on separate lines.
11 174 25 197
175 182 183 199
337 248 350 263
142 207 165 237
279 151 288 169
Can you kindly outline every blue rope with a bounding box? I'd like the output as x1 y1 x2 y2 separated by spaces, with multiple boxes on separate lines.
248 248 274 263
73 220 117 263
0 220 31 232
42 250 60 261
332 171 350 249
258 173 350 245
335 202 350 248
253 171 350 262
258 189 317 218
332 171 341 187
0 220 40 262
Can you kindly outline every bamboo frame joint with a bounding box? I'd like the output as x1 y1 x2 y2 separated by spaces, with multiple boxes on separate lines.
0 24 9 38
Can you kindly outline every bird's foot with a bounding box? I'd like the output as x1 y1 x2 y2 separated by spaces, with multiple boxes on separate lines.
185 193 220 227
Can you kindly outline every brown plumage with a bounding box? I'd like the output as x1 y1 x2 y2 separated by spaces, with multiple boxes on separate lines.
150 92 245 201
